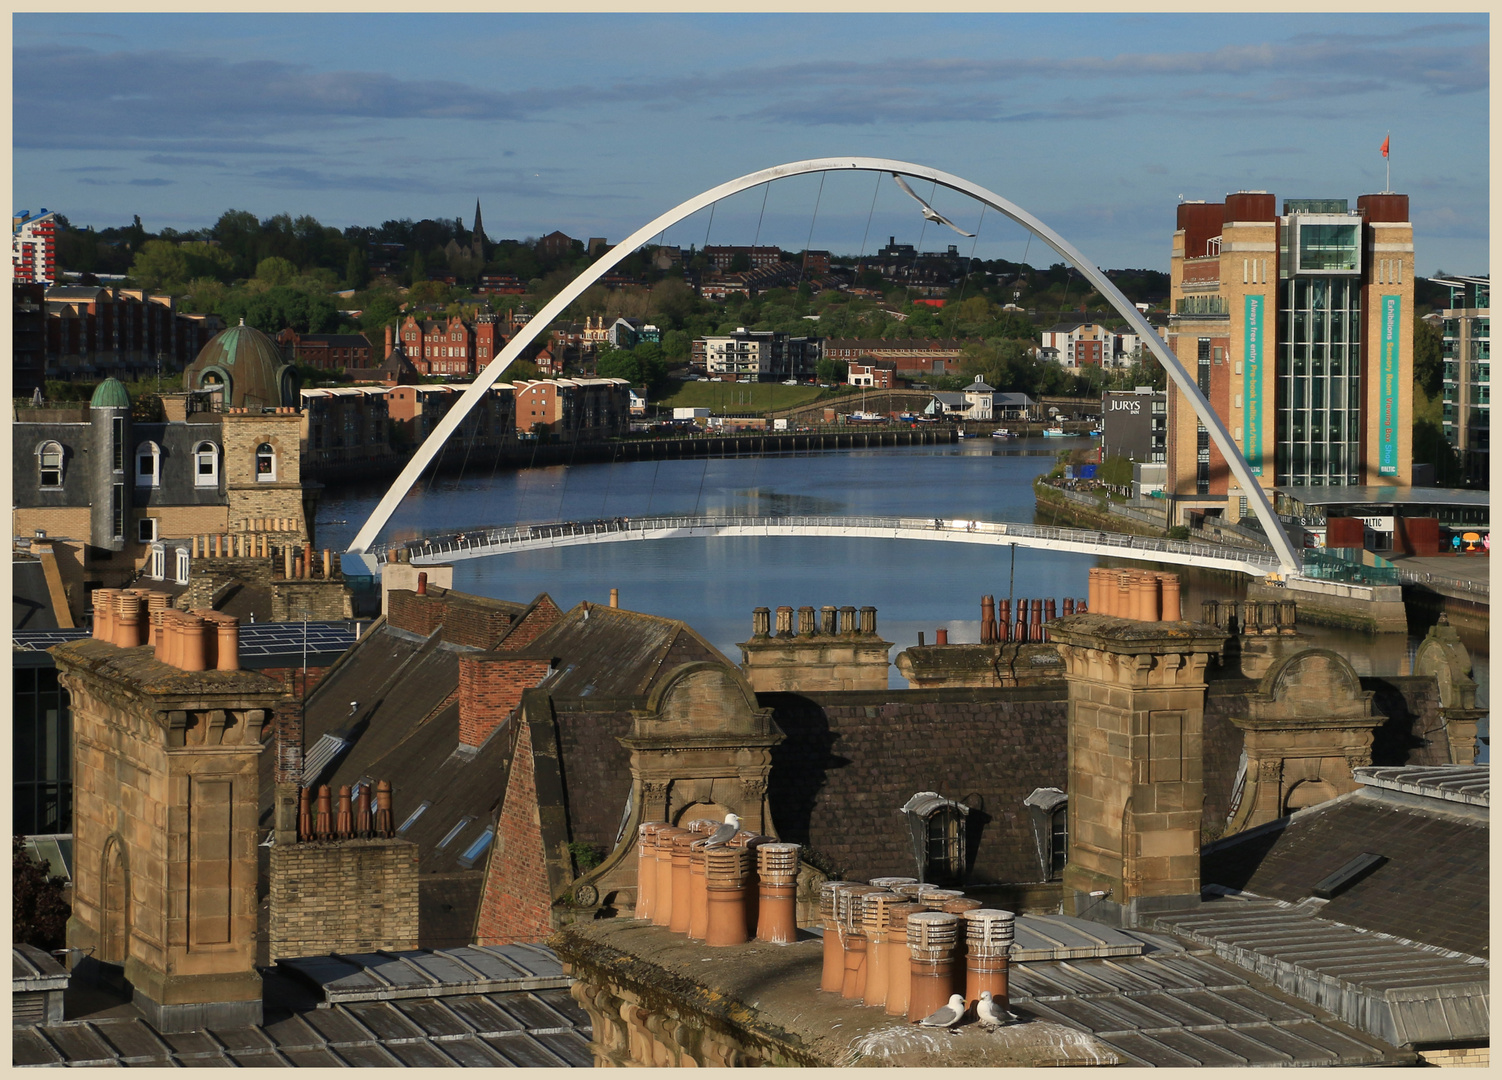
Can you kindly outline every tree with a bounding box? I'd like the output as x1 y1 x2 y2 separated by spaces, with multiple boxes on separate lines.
345 248 369 290
254 256 299 287
816 357 843 383
128 240 190 292
1413 318 1443 398
660 328 691 363
13 837 70 951
409 250 426 284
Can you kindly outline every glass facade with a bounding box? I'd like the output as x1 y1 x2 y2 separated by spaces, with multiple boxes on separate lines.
14 665 71 836
1277 277 1362 486
1438 278 1489 486
1295 223 1360 273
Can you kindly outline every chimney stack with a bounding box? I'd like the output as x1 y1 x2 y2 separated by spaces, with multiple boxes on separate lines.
755 843 800 945
416 571 428 596
963 908 1016 1011
609 588 619 608
905 911 960 1022
819 882 852 992
635 822 665 919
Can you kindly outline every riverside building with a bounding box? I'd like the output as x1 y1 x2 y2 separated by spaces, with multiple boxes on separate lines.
1433 275 1490 486
1165 192 1414 525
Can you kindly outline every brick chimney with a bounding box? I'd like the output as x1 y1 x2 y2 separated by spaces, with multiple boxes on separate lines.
457 653 552 747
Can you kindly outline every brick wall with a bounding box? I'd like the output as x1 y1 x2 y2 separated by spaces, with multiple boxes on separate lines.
387 588 446 637
458 654 551 747
496 596 563 651
474 719 554 944
271 580 352 621
441 593 518 650
1417 1046 1489 1068
13 506 92 543
267 838 419 961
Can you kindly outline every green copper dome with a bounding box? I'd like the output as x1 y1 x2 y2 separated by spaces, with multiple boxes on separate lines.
89 377 131 409
183 319 299 409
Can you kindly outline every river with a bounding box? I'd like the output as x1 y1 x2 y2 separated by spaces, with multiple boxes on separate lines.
313 437 1486 736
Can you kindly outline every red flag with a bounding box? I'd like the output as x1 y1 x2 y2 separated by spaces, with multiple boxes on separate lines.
1380 135 1390 158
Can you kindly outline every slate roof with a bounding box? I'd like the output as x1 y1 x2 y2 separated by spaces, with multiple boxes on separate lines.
1200 765 1488 959
12 946 591 1067
516 602 725 701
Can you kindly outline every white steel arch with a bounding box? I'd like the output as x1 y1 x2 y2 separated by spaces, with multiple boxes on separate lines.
349 158 1300 573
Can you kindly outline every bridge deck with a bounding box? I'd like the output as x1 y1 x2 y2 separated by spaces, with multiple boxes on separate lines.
379 515 1282 577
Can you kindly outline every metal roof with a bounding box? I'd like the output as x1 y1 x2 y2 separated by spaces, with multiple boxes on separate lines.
1010 937 1410 1066
12 945 69 992
1011 914 1146 961
1354 764 1489 806
1155 898 1489 1049
1277 485 1492 509
277 944 568 1004
12 945 591 1068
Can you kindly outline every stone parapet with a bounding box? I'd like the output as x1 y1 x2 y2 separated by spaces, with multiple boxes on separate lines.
551 920 1117 1067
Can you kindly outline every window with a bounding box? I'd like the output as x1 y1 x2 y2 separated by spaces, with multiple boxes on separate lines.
900 792 970 885
176 548 190 584
137 517 157 543
135 442 160 487
437 816 475 850
255 443 277 482
37 442 64 488
149 546 165 579
396 801 430 835
111 416 124 472
457 829 495 868
194 442 219 487
111 484 124 540
1024 788 1069 880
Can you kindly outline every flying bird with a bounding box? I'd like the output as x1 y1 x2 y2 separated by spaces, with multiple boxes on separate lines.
918 993 967 1029
702 812 741 847
892 174 976 237
977 990 1010 1029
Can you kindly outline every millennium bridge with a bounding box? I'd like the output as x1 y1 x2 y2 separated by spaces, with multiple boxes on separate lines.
378 515 1281 578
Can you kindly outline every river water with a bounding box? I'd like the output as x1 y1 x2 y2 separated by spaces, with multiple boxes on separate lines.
314 438 1486 728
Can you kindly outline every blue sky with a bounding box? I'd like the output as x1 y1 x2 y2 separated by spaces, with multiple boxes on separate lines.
13 13 1489 274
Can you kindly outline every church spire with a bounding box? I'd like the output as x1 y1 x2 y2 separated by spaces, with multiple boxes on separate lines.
471 199 486 262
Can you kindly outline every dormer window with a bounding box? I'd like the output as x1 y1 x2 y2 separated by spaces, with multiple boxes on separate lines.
900 791 971 886
135 442 161 487
194 441 219 487
37 441 64 488
1024 788 1070 882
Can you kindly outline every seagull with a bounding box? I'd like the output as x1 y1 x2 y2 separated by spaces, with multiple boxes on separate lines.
892 174 975 237
977 990 1011 1029
918 993 967 1029
702 812 741 847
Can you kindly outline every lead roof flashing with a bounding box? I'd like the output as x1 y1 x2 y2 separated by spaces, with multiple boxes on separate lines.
1353 765 1489 807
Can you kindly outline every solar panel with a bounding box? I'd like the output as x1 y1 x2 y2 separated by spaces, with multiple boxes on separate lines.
13 621 363 662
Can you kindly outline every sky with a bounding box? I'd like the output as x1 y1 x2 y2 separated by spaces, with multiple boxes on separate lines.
12 12 1489 275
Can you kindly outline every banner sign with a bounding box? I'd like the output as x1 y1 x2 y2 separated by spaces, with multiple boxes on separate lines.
1379 295 1401 476
1243 295 1264 476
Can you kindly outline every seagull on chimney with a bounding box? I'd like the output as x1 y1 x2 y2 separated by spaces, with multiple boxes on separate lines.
702 812 741 847
918 993 968 1029
892 175 976 237
977 990 1011 1029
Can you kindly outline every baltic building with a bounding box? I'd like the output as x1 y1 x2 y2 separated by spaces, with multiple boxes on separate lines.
1165 192 1414 524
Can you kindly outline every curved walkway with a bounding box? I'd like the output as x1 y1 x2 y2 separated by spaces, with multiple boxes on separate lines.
384 515 1282 577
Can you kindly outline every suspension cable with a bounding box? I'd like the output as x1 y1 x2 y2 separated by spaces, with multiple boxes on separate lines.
797 171 827 288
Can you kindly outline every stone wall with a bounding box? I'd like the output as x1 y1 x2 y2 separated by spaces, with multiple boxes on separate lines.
267 838 419 961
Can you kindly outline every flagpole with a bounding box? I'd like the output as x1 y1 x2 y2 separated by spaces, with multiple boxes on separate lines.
1385 131 1390 193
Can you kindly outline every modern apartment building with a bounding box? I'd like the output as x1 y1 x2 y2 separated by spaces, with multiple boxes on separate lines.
1433 275 1489 486
13 207 57 285
702 329 819 382
1165 191 1414 524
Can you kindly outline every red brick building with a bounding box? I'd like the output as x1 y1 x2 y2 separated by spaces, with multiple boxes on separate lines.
275 329 373 371
396 313 506 378
822 338 965 379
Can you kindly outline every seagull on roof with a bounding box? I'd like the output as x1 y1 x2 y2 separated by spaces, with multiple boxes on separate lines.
702 812 741 847
892 174 976 237
918 993 967 1029
977 990 1011 1029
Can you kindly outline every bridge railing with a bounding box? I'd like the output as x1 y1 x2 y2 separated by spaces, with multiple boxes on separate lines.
378 513 1281 571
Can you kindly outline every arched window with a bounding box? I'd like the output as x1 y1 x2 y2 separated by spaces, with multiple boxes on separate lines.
37 441 64 488
1024 787 1069 881
149 545 165 579
134 441 161 487
193 441 219 487
175 547 190 584
900 791 971 886
256 442 277 482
